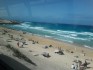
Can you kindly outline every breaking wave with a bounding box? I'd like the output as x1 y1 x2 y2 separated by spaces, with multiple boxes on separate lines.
1 22 93 49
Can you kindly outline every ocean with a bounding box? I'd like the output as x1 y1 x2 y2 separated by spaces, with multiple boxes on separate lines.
0 22 93 49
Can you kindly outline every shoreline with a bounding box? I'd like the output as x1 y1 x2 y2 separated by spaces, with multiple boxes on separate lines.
26 31 93 57
31 32 93 51
1 26 93 51
1 26 93 56
1 22 93 50
0 26 93 70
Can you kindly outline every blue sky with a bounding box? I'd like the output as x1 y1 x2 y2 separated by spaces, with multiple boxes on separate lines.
0 0 93 25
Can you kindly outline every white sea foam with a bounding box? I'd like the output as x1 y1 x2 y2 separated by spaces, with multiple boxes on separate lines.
12 24 92 46
29 27 44 30
21 23 30 27
29 27 57 36
56 30 78 36
34 27 44 30
57 30 93 37
57 34 88 41
57 30 61 31
31 27 57 34
60 30 77 34
14 23 30 28
38 29 91 41
44 35 52 38
78 32 93 36
70 34 77 37
53 37 73 44
62 39 73 43
84 45 93 49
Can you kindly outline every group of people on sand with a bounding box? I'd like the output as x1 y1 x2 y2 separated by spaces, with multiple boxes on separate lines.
71 60 88 70
54 47 64 55
28 39 39 44
17 41 26 48
17 38 39 48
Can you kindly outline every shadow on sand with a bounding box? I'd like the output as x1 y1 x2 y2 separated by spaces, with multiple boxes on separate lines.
0 54 36 70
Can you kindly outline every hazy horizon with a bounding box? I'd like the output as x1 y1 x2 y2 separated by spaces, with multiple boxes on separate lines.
0 0 93 26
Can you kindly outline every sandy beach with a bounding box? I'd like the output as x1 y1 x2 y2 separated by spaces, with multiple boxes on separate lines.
0 26 93 70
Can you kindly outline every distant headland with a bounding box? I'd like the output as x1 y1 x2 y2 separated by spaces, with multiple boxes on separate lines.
0 19 20 24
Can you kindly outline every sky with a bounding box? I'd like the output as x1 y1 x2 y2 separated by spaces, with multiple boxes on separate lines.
0 0 93 25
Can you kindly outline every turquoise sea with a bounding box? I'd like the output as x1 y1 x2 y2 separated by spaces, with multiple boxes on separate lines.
0 22 93 49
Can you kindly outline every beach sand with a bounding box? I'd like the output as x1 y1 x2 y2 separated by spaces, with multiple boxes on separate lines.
0 27 93 70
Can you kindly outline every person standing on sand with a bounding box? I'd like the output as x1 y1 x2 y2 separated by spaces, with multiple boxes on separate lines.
83 60 88 69
71 64 75 70
17 42 19 47
78 60 82 70
74 62 78 70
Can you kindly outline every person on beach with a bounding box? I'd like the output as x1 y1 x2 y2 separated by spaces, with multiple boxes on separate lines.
20 42 24 48
83 53 86 56
17 42 19 47
83 60 88 69
74 62 78 70
10 35 14 39
78 60 82 70
71 64 75 70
